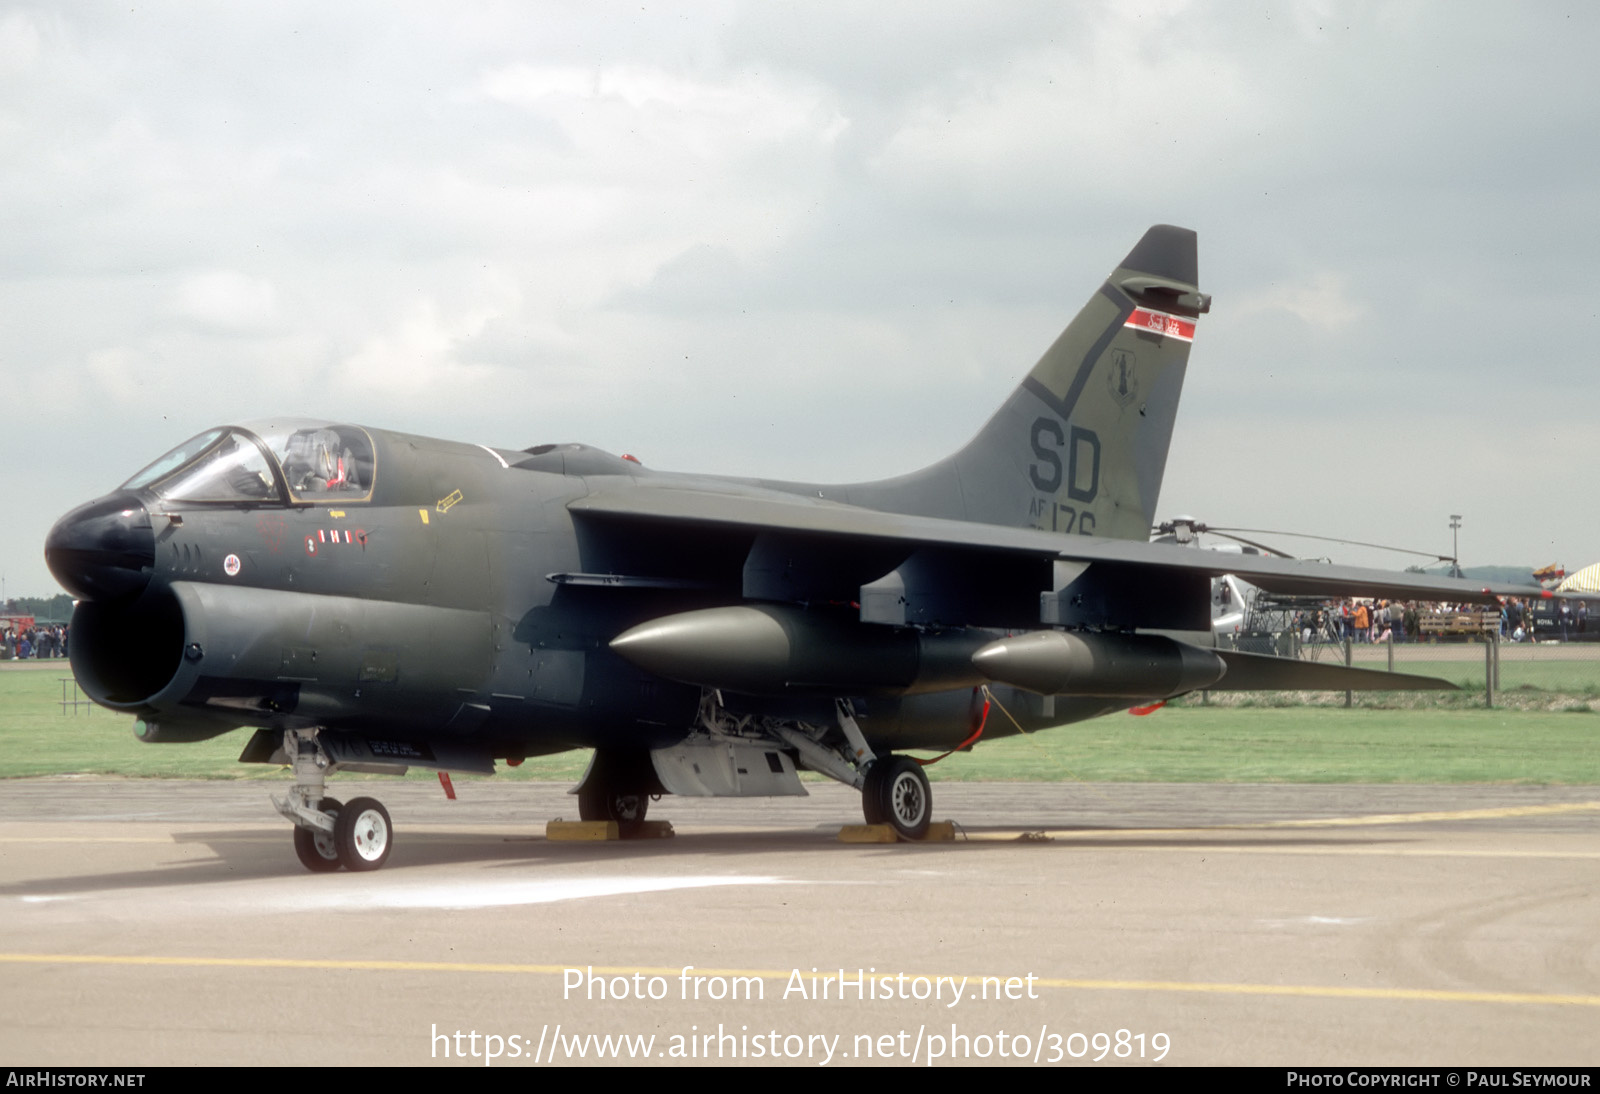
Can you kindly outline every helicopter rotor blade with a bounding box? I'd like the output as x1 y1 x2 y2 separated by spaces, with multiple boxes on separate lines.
1210 527 1454 563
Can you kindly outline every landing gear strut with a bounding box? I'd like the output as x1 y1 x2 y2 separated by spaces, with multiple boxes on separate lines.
828 701 933 840
773 699 936 840
292 796 342 872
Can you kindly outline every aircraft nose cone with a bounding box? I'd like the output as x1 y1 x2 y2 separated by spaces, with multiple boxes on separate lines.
44 493 156 600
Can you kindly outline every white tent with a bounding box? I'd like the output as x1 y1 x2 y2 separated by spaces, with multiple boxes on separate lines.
1557 562 1600 594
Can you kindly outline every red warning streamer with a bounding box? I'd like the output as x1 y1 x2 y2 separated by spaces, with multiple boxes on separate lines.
915 688 991 767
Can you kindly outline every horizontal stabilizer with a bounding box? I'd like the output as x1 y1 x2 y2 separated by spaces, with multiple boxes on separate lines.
1211 650 1457 692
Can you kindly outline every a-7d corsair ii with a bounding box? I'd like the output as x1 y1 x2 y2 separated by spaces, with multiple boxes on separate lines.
46 226 1537 871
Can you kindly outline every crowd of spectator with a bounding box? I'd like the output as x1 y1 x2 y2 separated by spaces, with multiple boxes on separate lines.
1291 597 1588 644
1 623 68 660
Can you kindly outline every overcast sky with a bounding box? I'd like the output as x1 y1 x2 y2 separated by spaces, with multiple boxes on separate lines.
3 1 1597 598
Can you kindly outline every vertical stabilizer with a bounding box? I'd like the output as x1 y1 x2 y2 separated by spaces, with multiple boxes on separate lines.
839 225 1207 541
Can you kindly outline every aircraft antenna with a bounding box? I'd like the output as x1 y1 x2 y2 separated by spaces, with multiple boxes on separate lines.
1155 519 1455 564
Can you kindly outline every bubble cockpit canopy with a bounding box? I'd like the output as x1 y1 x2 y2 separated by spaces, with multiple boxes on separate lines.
121 420 377 505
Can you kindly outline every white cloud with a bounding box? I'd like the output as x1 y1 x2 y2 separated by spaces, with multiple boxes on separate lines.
0 9 44 73
6 2 1600 595
474 61 848 266
869 6 1274 213
83 345 151 404
479 62 842 137
170 270 279 332
1232 273 1365 332
335 298 505 397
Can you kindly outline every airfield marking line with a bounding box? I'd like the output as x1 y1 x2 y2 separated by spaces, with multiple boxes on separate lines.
961 800 1600 841
1258 801 1600 827
1160 845 1600 860
2 953 1597 1009
960 833 1600 859
0 836 180 843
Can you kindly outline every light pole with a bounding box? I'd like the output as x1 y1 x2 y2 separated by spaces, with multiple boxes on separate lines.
1449 514 1462 578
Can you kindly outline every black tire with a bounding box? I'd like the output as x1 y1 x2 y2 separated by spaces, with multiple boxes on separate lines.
864 756 931 840
292 797 344 873
335 796 392 871
578 782 648 835
860 769 886 825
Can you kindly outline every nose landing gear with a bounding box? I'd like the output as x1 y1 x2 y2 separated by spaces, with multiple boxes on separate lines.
275 730 397 873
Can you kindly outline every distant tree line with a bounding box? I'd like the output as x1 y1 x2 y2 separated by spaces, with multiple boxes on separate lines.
3 593 74 621
1403 564 1542 586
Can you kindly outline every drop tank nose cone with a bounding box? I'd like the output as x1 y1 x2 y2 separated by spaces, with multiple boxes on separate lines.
610 607 793 689
971 631 1080 695
973 630 1226 698
44 493 156 600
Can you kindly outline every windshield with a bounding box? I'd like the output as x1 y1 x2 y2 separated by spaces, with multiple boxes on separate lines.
121 421 377 505
123 429 227 491
122 428 280 503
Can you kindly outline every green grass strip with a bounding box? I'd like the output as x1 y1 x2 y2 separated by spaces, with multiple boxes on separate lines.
3 665 1596 784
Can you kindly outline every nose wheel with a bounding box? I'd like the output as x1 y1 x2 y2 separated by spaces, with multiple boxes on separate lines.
335 797 392 871
289 795 393 872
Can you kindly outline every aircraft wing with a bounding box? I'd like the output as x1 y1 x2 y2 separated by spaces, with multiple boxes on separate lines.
1055 539 1535 603
567 484 1546 613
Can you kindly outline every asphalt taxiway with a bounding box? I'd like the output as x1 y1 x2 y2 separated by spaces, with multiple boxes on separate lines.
1 778 1597 1067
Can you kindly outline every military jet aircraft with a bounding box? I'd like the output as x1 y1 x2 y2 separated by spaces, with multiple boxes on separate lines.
45 225 1544 871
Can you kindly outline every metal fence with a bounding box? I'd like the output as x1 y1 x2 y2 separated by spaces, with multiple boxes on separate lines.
1232 632 1600 706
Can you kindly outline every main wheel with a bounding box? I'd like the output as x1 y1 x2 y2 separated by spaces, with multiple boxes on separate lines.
292 797 344 873
578 782 648 835
864 756 931 840
335 797 392 871
860 773 886 825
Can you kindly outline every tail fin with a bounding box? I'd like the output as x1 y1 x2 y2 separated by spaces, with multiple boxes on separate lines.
843 225 1206 541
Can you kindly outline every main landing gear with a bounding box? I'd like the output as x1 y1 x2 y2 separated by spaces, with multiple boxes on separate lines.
769 700 933 840
275 730 394 872
575 748 658 837
861 754 932 839
578 782 649 834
